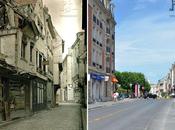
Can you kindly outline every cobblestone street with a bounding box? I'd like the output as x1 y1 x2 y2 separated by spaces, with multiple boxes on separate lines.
0 105 82 130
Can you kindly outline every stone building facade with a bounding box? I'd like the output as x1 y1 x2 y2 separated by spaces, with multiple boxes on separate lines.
88 0 116 103
0 0 63 121
60 51 74 102
71 31 86 104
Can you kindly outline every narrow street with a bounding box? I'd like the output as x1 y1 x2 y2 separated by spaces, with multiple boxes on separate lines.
0 104 82 130
89 99 175 130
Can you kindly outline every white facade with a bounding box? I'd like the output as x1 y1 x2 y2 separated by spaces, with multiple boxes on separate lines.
150 84 158 95
61 51 74 102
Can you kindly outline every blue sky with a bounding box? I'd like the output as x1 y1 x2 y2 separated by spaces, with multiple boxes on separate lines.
114 0 175 84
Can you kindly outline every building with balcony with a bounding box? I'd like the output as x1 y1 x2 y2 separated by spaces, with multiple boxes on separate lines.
88 0 116 103
0 0 63 121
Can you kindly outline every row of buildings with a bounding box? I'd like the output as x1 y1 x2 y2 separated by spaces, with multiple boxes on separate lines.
88 0 117 103
0 0 87 122
58 31 86 105
151 63 175 97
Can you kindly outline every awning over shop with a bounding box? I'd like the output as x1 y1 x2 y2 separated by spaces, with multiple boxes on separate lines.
111 76 118 83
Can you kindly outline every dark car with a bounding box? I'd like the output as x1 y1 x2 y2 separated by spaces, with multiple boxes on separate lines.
147 93 157 99
143 93 157 99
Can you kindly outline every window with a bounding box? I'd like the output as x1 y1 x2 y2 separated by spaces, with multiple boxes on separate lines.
100 22 103 29
93 15 96 23
39 54 42 69
21 38 27 59
30 43 34 62
106 27 110 34
0 5 8 29
106 57 110 62
112 34 115 40
106 67 110 73
36 51 38 67
62 41 64 53
43 58 46 72
97 18 99 25
106 47 110 53
18 18 25 29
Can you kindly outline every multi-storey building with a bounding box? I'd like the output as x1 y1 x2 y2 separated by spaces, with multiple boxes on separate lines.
169 63 175 94
60 50 74 102
0 0 63 121
71 31 86 104
88 0 116 103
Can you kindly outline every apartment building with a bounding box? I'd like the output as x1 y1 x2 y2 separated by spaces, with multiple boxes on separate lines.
88 0 116 103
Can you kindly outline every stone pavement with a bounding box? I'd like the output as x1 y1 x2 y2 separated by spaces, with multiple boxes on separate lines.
0 104 82 130
88 98 135 110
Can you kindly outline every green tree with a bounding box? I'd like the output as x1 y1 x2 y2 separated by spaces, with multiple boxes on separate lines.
114 71 151 92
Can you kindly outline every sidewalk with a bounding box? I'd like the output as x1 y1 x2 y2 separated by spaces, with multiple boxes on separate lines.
88 98 135 110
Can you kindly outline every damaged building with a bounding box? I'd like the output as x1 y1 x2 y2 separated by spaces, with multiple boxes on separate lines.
0 0 64 121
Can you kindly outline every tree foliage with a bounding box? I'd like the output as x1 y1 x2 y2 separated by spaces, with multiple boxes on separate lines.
114 71 151 92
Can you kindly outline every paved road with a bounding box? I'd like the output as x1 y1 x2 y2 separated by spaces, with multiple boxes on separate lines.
0 105 82 130
89 99 175 130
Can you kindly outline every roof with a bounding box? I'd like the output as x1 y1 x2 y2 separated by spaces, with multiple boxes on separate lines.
15 0 37 6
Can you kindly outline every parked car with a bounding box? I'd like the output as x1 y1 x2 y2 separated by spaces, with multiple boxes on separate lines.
144 93 157 99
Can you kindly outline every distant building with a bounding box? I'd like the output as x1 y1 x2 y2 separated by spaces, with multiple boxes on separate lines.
157 74 171 97
71 32 86 104
150 84 158 95
61 51 74 102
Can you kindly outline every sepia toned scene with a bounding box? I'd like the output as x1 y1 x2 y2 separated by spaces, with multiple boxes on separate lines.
0 0 86 130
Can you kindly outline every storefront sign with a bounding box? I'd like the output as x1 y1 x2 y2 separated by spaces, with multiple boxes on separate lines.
105 76 109 81
90 73 105 81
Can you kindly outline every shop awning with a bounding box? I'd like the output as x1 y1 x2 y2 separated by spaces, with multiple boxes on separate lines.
112 77 118 83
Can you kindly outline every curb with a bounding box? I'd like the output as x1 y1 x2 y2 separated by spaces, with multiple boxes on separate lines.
88 99 135 110
88 105 103 111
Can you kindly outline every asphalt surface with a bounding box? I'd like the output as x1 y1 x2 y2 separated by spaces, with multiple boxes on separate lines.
89 99 175 130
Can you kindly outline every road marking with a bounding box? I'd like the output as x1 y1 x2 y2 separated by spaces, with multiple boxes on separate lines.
89 100 162 124
89 108 129 123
